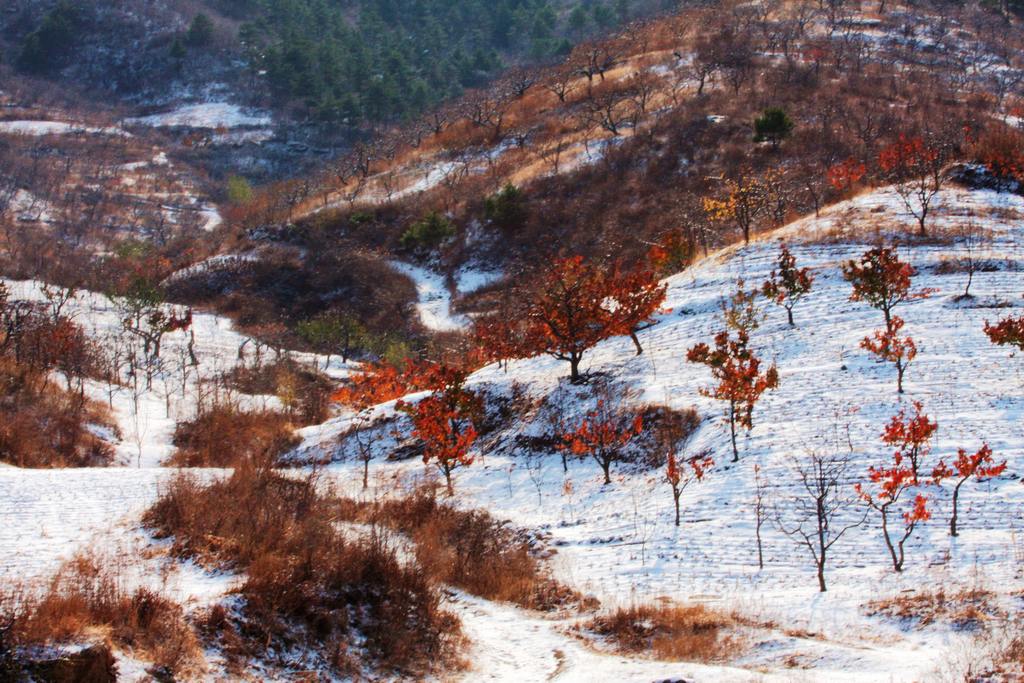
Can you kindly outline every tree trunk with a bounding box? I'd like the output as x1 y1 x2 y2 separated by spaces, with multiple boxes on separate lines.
629 330 643 356
896 358 905 394
755 516 764 569
881 508 902 572
600 458 612 485
787 306 795 327
950 482 962 537
729 402 739 462
816 497 827 591
445 469 455 496
569 354 582 383
673 490 681 526
363 458 369 490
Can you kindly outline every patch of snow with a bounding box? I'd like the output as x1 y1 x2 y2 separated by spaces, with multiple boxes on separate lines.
455 266 503 294
124 103 272 130
0 120 127 137
389 261 470 331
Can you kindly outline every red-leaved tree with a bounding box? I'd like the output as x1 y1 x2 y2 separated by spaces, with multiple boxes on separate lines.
827 157 866 194
862 317 918 394
843 246 932 393
931 444 1006 537
560 397 643 485
482 256 667 382
984 315 1024 354
881 401 937 482
607 264 668 356
877 134 950 236
856 452 930 573
523 256 617 383
397 367 483 495
665 450 713 526
687 330 779 462
762 244 814 326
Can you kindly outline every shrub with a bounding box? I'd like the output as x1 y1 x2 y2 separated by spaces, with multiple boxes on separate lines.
0 358 115 468
753 107 794 149
346 484 591 612
144 468 462 676
865 588 1002 629
169 403 298 468
3 553 201 678
399 212 456 251
580 603 740 662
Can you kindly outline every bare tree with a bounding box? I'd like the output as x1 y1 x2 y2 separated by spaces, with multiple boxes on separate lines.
775 432 865 592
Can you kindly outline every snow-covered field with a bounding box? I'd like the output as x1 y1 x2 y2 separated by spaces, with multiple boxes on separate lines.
6 183 1024 680
293 183 1024 681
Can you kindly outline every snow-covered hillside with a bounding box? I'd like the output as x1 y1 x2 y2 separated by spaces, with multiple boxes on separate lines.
5 181 1024 681
293 182 1024 681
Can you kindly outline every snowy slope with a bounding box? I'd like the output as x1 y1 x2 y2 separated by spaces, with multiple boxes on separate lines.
294 183 1024 681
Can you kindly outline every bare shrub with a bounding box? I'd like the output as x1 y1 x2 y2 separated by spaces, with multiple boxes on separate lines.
866 588 1003 630
3 553 202 678
168 403 298 468
0 358 115 468
345 483 592 612
144 468 463 677
579 602 742 662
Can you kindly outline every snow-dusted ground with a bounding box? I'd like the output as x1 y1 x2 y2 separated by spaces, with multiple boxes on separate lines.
294 184 1024 681
123 103 272 130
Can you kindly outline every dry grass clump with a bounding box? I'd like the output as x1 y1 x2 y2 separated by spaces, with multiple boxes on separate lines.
1 554 202 679
580 602 742 662
168 402 298 467
866 588 1003 630
225 358 334 425
144 466 463 677
344 483 592 612
0 358 116 468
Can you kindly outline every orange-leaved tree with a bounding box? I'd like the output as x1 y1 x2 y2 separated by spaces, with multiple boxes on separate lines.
486 256 667 382
332 359 439 409
826 157 866 195
984 315 1024 354
396 365 483 495
877 134 948 236
855 449 930 573
762 244 814 327
931 444 1006 537
665 451 714 526
606 263 668 356
843 246 932 393
559 396 643 485
524 256 617 383
687 330 779 462
881 401 937 482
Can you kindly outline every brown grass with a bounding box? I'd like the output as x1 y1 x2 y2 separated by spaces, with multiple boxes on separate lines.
168 402 298 468
0 358 116 468
865 588 1003 629
2 553 202 678
579 602 742 662
342 483 593 612
144 466 463 677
